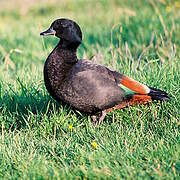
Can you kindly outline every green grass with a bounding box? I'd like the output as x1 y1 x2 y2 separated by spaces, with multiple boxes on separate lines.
0 0 180 179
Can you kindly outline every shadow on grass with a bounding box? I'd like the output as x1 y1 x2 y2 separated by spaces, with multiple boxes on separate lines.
0 79 86 130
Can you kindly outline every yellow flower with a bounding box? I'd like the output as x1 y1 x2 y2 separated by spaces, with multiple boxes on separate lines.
91 141 98 149
175 1 180 8
166 5 171 12
69 124 73 131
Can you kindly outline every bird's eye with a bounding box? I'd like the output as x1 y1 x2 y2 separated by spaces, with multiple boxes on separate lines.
62 24 68 28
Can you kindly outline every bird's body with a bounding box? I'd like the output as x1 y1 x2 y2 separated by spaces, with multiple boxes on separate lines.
41 18 169 122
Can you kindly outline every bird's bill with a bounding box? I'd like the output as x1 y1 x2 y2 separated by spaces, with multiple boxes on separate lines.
40 28 56 36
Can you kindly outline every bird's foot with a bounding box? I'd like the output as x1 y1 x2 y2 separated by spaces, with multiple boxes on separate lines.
91 110 107 126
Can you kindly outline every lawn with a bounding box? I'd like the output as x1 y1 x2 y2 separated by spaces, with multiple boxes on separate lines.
0 0 180 179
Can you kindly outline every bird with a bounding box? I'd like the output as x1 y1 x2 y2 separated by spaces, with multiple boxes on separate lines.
40 18 169 123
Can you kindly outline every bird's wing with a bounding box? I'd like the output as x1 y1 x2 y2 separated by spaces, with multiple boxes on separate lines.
76 60 151 96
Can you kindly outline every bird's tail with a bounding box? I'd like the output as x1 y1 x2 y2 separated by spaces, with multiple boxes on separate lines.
106 88 169 113
106 76 169 113
119 75 170 101
148 87 169 101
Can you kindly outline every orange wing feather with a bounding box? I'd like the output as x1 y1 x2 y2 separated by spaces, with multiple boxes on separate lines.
121 76 150 94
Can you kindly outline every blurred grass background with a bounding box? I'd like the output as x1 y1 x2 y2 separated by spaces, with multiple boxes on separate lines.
0 0 180 179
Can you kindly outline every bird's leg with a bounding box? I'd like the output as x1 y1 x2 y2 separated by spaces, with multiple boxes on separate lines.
90 110 107 125
98 110 107 125
91 115 98 125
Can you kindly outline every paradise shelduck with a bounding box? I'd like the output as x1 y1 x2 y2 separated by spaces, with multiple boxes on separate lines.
40 18 169 123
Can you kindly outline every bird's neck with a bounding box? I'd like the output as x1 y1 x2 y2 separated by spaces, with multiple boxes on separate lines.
55 42 78 64
44 41 78 96
59 38 81 51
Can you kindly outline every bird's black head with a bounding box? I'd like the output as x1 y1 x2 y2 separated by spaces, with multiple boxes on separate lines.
40 18 82 49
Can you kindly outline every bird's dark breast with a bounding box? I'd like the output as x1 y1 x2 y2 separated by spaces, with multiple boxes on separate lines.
43 51 72 102
44 59 61 101
44 63 59 101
